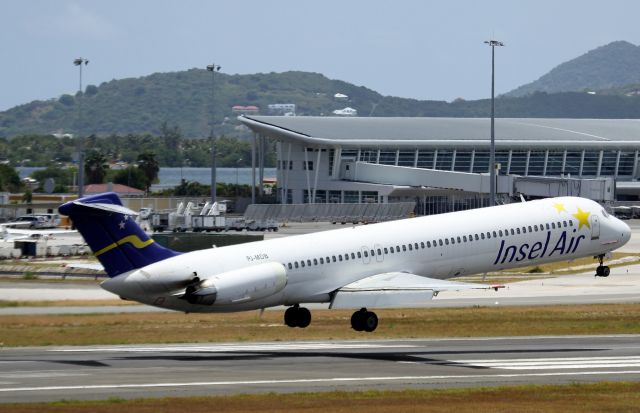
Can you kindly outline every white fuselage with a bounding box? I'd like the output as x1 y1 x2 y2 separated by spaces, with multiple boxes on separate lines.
102 197 631 312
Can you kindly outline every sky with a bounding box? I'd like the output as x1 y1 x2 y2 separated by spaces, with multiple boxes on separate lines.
2 0 640 110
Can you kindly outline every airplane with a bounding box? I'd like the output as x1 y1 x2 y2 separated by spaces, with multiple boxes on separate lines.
58 192 631 332
0 223 76 242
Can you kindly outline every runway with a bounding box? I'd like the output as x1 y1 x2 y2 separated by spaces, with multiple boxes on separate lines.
2 335 640 403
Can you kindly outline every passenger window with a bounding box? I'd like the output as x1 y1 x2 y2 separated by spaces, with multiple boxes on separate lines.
320 258 324 264
522 227 527 233
345 254 349 261
370 249 375 256
351 253 356 259
563 221 567 228
364 251 369 257
474 234 479 241
527 226 532 232
301 261 305 267
451 238 455 244
533 225 538 232
307 259 312 266
313 258 318 265
552 223 556 229
510 229 515 235
486 232 491 239
377 248 382 255
357 252 362 258
408 244 413 251
516 228 521 234
295 262 299 268
402 245 407 251
420 242 425 249
481 233 485 240
557 222 561 228
384 247 388 254
326 256 330 263
338 255 343 261
439 240 443 246
457 237 461 243
332 256 336 262
569 221 573 227
546 223 550 230
427 241 432 248
445 239 450 245
463 235 467 242
498 230 503 237
288 263 292 269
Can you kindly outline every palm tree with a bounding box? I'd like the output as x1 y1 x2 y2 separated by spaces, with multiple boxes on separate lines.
84 151 109 184
137 152 159 195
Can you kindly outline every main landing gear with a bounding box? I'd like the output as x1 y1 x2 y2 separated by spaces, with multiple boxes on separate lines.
284 304 311 328
351 308 378 332
595 254 610 277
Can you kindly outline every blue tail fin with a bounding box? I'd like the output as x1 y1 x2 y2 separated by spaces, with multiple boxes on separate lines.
59 192 179 277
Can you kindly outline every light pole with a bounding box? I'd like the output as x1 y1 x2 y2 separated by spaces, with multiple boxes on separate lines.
74 57 89 197
206 63 221 203
484 40 503 207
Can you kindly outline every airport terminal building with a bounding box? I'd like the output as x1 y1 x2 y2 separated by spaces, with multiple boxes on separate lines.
240 116 640 213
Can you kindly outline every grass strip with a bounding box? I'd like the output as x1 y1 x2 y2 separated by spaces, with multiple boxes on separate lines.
1 382 640 413
1 303 640 346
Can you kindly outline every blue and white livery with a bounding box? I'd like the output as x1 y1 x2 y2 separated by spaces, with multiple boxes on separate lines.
59 193 631 332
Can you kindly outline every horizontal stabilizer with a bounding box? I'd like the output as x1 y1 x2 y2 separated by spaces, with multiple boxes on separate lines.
330 272 503 309
71 200 138 216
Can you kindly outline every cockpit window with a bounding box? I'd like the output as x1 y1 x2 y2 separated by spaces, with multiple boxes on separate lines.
602 208 609 218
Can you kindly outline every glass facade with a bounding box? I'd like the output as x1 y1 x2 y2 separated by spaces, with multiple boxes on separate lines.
350 146 636 179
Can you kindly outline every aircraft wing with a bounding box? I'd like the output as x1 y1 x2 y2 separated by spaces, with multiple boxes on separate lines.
3 228 77 237
330 272 503 309
65 263 104 271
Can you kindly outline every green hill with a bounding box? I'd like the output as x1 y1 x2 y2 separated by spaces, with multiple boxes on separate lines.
2 64 640 139
507 41 640 97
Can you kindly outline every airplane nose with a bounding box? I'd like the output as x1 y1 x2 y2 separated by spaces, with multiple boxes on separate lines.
618 219 632 246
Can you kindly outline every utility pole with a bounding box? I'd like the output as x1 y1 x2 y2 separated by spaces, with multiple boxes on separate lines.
206 63 221 203
73 57 89 198
484 40 504 206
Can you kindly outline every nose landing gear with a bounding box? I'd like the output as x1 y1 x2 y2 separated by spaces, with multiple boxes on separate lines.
595 254 610 277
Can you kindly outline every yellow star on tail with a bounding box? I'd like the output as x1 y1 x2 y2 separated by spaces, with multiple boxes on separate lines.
573 207 591 229
552 202 567 213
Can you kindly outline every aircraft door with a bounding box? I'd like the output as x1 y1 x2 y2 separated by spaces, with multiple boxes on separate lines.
374 243 384 263
590 215 600 240
361 246 371 264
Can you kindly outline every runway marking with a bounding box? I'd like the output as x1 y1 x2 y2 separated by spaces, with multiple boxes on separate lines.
3 371 640 393
451 356 640 370
49 343 417 353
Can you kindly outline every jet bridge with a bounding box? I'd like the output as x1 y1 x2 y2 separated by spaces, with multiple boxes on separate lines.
346 161 615 202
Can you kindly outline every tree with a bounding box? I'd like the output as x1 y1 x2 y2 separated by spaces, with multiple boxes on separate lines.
84 151 109 184
111 166 146 190
137 152 159 194
0 164 22 192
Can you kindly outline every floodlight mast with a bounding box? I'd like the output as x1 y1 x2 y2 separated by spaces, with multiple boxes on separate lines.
73 57 89 197
207 64 221 203
484 40 504 207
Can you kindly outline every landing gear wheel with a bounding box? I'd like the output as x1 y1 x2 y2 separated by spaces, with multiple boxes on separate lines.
297 307 311 328
602 266 610 277
351 309 366 331
362 312 378 332
595 255 610 277
283 305 312 328
284 306 297 327
351 308 378 332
